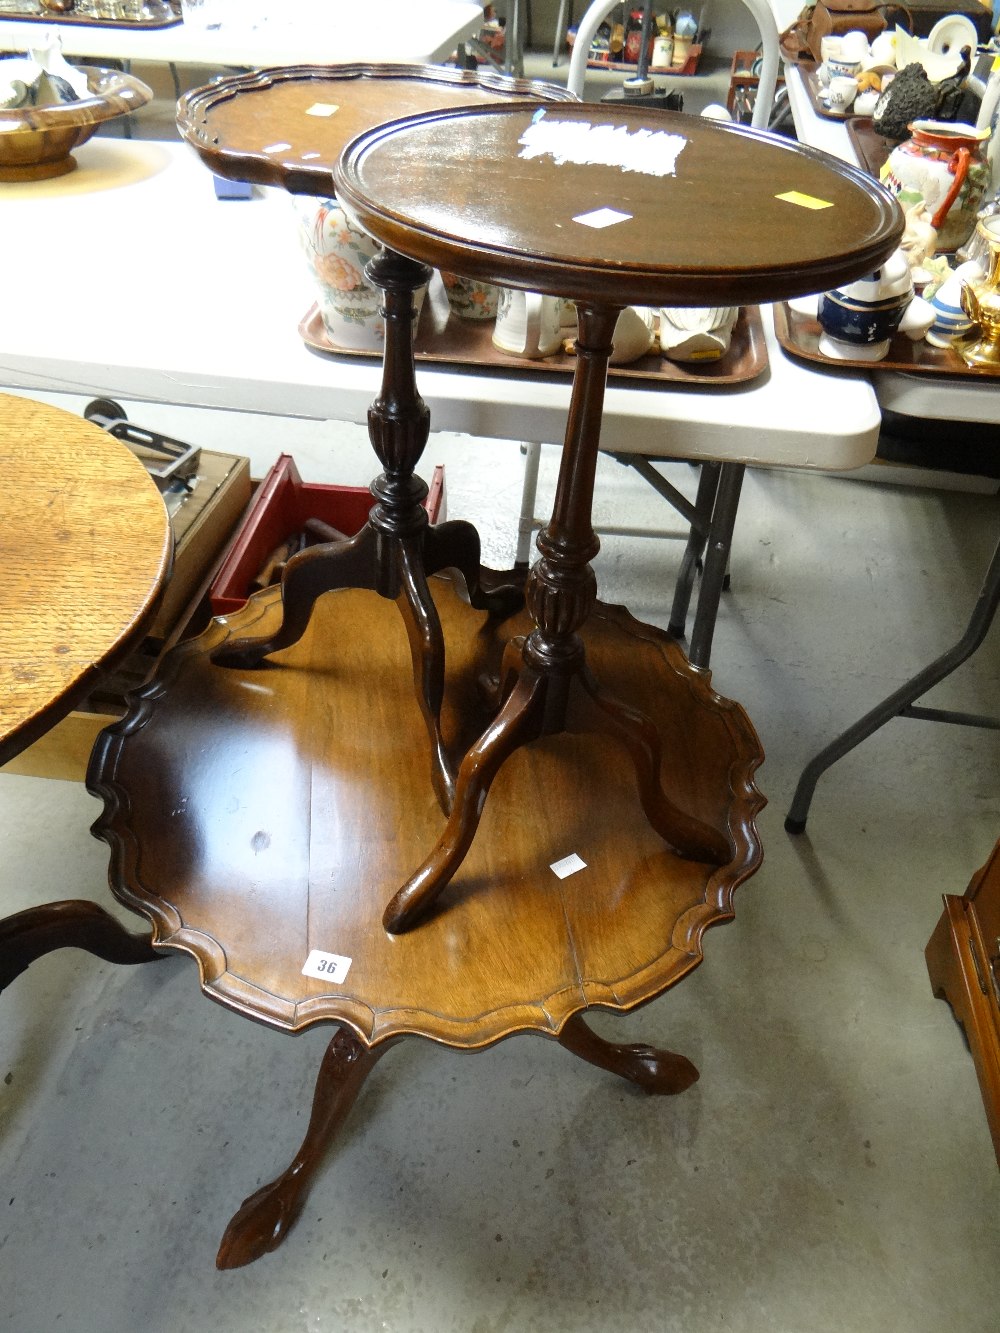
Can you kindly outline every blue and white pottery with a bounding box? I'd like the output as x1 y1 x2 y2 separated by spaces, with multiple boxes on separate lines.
925 263 981 348
818 249 913 361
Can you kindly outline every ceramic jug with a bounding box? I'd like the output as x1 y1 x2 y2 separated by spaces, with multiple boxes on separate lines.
883 120 991 254
960 215 1000 367
492 289 562 359
609 306 656 364
925 260 981 347
658 306 738 362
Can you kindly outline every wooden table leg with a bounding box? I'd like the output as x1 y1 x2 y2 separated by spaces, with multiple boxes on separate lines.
557 1011 699 1094
383 304 731 933
216 1026 399 1270
0 899 160 994
215 1012 695 1269
211 248 520 810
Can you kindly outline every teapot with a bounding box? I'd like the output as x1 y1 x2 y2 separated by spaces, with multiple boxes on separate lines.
818 247 914 359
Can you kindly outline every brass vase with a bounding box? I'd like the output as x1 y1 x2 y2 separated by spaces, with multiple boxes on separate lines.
960 216 1000 368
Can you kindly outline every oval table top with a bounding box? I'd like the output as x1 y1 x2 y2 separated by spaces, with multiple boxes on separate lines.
0 393 171 765
334 101 904 307
175 62 576 196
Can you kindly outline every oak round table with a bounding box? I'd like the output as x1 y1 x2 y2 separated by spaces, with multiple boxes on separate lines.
0 392 171 993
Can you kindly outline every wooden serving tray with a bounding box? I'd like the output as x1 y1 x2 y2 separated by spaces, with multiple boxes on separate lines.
774 300 999 378
299 302 768 388
803 67 847 120
0 9 180 27
847 116 895 178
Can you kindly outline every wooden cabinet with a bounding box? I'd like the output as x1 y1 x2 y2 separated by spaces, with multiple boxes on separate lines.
926 840 1000 1166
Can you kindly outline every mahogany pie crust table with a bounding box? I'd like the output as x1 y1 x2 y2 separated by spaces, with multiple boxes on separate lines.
90 582 766 1268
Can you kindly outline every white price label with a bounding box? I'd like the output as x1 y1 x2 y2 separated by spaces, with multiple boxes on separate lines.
550 853 587 879
302 950 352 984
573 207 633 229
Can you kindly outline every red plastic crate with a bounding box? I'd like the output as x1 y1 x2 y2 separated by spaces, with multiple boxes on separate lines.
209 453 446 616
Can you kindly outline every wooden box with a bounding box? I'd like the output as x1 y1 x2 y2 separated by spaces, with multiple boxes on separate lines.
148 448 252 638
209 452 446 615
727 50 783 125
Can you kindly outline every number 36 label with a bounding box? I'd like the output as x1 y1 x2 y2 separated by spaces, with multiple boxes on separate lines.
302 950 352 984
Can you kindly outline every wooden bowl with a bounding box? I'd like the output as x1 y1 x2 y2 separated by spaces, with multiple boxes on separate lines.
0 66 152 181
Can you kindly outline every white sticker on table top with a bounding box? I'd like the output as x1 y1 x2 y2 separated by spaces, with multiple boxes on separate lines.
302 950 352 984
518 119 687 177
306 102 340 117
573 206 633 229
550 852 587 879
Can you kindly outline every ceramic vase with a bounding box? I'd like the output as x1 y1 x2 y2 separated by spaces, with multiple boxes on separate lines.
883 120 992 254
960 216 1000 367
440 272 500 321
295 197 425 352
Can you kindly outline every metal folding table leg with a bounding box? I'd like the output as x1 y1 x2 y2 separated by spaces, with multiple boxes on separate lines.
552 0 574 64
687 463 744 669
785 529 1000 834
667 461 722 643
515 440 542 567
503 0 526 77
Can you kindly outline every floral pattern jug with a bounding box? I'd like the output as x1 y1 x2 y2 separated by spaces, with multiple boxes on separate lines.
882 120 991 254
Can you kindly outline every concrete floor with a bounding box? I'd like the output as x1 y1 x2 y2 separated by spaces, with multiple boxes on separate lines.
2 402 999 1331
3 38 1000 1333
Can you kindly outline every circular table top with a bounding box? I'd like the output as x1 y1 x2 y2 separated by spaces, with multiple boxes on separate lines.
334 101 904 307
175 62 576 195
90 585 764 1047
0 394 171 765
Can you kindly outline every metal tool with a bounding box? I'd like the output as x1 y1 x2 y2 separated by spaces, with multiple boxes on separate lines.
83 398 201 491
